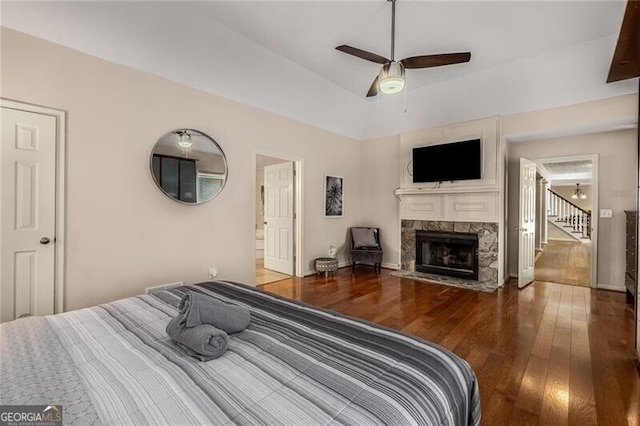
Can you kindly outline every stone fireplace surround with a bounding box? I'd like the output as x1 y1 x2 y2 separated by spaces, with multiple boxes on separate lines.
400 220 499 292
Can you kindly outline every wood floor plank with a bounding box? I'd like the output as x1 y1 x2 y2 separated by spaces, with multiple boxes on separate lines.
260 268 640 426
539 325 571 425
590 291 633 425
515 354 550 415
535 240 591 287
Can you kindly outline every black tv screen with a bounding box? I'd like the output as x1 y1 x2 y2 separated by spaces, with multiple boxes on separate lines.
412 139 482 183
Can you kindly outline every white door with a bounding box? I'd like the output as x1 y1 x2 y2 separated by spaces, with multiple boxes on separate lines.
1 107 57 322
263 162 294 275
518 158 536 288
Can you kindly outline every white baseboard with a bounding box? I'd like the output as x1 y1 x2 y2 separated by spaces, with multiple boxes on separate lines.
596 283 626 293
382 262 400 270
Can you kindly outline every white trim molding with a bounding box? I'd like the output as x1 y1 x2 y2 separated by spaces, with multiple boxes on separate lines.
596 283 626 293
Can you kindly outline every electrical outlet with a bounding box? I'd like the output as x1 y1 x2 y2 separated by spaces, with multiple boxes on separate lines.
600 209 613 218
208 268 218 279
145 281 183 294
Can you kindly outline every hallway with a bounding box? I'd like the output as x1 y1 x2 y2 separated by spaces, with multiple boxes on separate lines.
535 240 591 287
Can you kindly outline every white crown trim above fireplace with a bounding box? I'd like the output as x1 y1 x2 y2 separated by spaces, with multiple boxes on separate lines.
399 191 499 223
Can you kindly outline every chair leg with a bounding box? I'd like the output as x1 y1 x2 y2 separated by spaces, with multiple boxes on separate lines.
352 262 356 273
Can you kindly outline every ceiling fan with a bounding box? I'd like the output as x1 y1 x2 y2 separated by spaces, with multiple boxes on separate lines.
336 0 471 97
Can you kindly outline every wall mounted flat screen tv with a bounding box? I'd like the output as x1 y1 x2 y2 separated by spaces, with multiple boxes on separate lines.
412 139 482 183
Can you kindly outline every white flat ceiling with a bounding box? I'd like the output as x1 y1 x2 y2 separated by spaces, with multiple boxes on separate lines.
1 1 638 139
538 159 593 184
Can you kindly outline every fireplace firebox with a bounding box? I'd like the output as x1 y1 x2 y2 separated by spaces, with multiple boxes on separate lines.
415 230 479 280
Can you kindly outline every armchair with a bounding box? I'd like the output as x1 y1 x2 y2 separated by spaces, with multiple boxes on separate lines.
350 227 383 273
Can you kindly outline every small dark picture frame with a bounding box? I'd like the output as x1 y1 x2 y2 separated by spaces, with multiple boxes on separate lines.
324 175 344 218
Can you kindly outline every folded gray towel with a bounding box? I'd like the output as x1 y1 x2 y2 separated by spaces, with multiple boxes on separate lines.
179 291 250 334
166 316 228 361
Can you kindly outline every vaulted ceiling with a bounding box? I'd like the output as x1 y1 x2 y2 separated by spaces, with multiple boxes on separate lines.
1 1 638 140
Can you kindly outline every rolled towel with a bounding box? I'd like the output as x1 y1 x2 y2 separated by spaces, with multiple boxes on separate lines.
166 316 228 361
179 291 250 334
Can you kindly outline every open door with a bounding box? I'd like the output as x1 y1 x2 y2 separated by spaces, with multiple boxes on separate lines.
263 162 294 275
518 158 536 288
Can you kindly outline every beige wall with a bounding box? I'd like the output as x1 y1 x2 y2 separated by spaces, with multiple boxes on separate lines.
547 225 577 243
3 28 636 311
508 130 636 289
547 222 578 242
1 28 363 310
360 135 401 268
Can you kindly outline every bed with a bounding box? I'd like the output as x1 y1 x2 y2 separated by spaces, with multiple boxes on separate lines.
0 281 480 425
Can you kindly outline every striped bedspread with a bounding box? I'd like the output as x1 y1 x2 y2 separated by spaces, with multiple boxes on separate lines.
0 281 481 425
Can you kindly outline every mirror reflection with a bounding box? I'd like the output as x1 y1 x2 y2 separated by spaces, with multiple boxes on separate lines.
151 129 227 204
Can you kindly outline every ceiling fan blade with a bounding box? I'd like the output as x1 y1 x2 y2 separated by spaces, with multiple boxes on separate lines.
366 75 380 97
400 52 471 69
336 45 390 65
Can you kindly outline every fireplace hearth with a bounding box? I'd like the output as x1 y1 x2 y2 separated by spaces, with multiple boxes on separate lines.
415 230 479 280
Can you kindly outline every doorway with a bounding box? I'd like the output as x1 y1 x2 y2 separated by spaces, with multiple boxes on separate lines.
255 153 302 285
0 99 66 322
523 154 598 288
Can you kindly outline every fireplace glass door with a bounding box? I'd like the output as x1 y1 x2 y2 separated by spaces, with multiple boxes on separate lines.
416 231 479 280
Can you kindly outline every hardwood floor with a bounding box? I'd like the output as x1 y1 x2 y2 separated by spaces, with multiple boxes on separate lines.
535 240 591 287
255 257 290 285
261 269 640 425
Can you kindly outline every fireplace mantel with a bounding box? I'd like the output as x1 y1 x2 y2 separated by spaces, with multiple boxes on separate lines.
397 116 504 287
396 187 499 223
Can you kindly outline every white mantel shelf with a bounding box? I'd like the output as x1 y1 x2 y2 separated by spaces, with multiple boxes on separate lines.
395 186 500 197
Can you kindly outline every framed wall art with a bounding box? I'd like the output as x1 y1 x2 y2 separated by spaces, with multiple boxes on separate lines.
324 175 343 218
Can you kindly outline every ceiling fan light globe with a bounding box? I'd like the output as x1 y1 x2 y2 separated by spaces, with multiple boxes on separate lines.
177 132 192 148
379 77 405 94
378 61 405 94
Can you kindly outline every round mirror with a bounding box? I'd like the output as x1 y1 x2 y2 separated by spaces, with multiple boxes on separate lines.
150 129 228 204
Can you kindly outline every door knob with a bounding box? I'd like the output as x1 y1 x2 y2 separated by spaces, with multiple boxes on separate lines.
40 237 50 245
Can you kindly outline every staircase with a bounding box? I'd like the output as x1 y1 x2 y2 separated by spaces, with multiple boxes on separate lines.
547 189 591 243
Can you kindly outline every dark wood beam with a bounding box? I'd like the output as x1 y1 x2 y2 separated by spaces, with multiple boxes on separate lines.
607 0 640 83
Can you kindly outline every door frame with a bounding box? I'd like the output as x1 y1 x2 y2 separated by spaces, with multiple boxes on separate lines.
254 149 304 278
534 153 599 288
0 98 66 314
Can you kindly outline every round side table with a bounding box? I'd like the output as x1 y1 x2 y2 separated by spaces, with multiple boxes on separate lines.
315 257 338 278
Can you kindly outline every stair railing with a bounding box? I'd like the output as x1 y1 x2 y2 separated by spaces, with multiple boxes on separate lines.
547 189 591 240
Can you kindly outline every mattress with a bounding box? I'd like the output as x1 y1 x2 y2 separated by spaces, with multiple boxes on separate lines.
0 281 480 425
